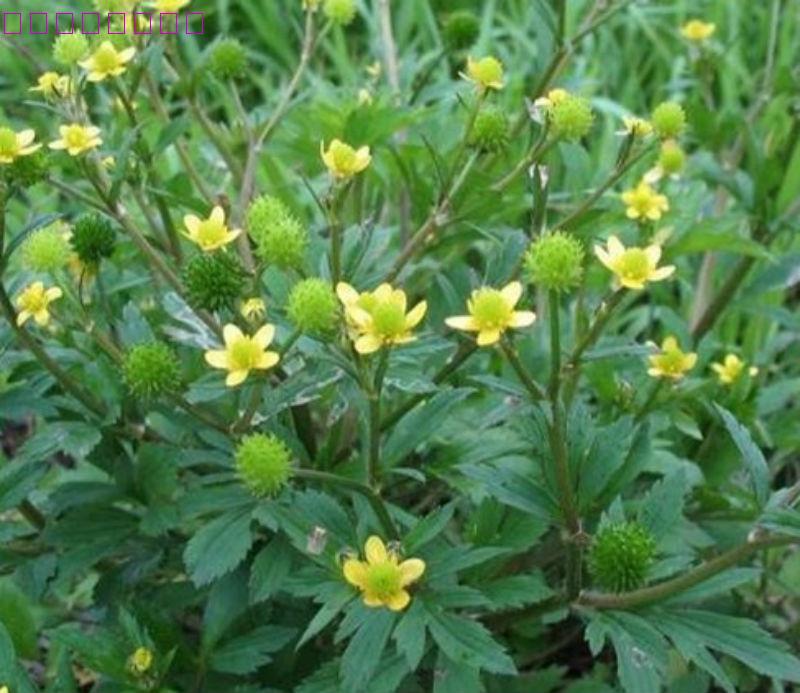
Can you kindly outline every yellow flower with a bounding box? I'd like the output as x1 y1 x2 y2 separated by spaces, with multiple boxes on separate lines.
149 0 190 11
594 235 675 290
620 116 653 138
320 139 372 179
0 127 41 164
711 353 758 385
534 87 569 110
647 336 697 380
128 646 153 675
681 19 716 42
182 206 242 252
15 281 63 327
336 282 426 354
463 55 505 92
79 41 136 82
240 297 266 321
343 536 425 611
358 88 373 106
445 281 536 347
205 324 280 387
29 72 73 99
0 686 7 693
621 181 669 221
49 123 102 156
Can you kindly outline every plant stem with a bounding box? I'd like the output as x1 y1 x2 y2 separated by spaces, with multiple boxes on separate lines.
491 134 555 192
500 340 546 400
367 350 389 488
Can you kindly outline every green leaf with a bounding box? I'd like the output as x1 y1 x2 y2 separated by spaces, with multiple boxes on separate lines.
249 535 294 604
639 470 686 540
296 585 354 649
0 621 37 693
340 609 396 692
392 600 427 670
184 507 254 586
0 579 37 659
480 572 554 611
425 604 516 676
669 218 772 260
210 625 296 675
403 502 455 554
760 507 800 538
714 405 769 506
433 652 484 693
578 416 634 510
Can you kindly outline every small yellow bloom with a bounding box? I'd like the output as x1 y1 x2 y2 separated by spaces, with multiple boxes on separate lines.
0 127 41 164
101 156 116 169
336 282 426 354
620 116 653 138
445 281 536 347
149 0 190 11
49 123 102 156
534 87 569 110
463 55 505 92
711 353 758 385
79 41 136 82
128 646 153 675
594 235 675 290
15 281 63 327
241 297 266 321
681 19 716 42
647 336 696 380
366 60 382 79
343 536 425 611
182 206 242 252
621 181 669 221
320 139 372 179
358 88 373 106
30 72 73 99
0 686 8 693
205 324 280 387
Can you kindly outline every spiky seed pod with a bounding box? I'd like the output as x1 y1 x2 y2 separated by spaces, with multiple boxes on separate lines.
442 10 480 51
235 433 293 497
658 140 686 176
206 38 248 81
550 95 595 141
323 0 356 25
122 342 182 399
1 149 49 189
183 253 245 312
53 33 89 66
524 231 584 292
21 221 72 273
246 195 308 271
651 101 687 140
469 105 510 153
287 278 339 336
70 214 116 266
589 521 657 593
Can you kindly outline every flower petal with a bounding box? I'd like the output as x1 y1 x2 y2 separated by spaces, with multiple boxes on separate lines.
364 536 388 565
184 215 201 235
645 244 662 265
399 558 425 586
649 265 675 281
226 369 249 387
256 351 280 370
355 334 382 354
253 324 275 348
385 589 411 611
204 350 229 369
500 281 522 307
223 323 244 345
405 301 427 329
476 329 501 346
445 315 478 331
607 236 625 257
210 206 225 225
510 311 536 328
342 559 368 588
336 282 359 306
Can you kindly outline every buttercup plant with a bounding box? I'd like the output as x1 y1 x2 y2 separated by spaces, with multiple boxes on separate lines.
0 2 799 692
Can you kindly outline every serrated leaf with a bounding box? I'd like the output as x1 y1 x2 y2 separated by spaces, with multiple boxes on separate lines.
392 600 426 670
249 535 293 604
184 508 253 586
639 469 686 540
714 405 769 506
296 585 354 649
340 609 396 692
210 625 295 674
403 502 455 554
480 572 554 611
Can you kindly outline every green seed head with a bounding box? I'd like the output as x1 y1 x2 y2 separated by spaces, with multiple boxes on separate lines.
469 105 510 153
287 278 339 336
246 195 308 270
589 521 656 593
183 253 245 312
1 149 49 189
651 101 687 140
21 221 72 273
550 94 594 141
442 10 480 51
53 33 89 66
71 214 116 266
524 231 584 292
235 433 293 497
123 342 182 399
658 140 686 176
207 38 248 81
323 0 357 25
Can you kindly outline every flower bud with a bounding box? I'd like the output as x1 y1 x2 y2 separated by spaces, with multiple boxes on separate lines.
71 213 116 266
287 278 339 336
235 433 293 497
442 10 480 51
53 33 89 66
183 252 245 312
323 0 356 25
658 140 686 176
21 221 72 273
469 105 510 153
524 231 584 292
246 195 308 270
123 342 182 399
589 521 656 593
550 94 594 141
206 38 248 81
651 101 686 140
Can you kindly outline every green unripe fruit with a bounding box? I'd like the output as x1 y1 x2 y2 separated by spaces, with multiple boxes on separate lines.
287 278 339 336
658 140 686 176
21 221 72 273
183 253 245 312
524 231 584 292
651 101 686 140
1 149 49 189
122 342 182 399
442 10 480 51
53 32 89 66
207 38 248 81
235 433 293 497
589 521 656 593
71 214 116 266
469 105 510 153
550 95 594 141
323 0 356 25
246 195 308 270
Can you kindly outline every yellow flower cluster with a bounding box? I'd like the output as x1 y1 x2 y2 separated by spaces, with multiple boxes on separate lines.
183 206 242 252
647 337 696 381
205 324 280 387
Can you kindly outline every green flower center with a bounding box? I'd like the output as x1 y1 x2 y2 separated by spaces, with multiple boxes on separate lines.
65 126 89 148
364 563 402 599
471 289 512 329
229 338 261 370
616 249 651 282
0 128 17 156
20 286 46 312
655 350 686 375
331 144 356 170
196 219 226 247
371 301 406 338
94 45 121 72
